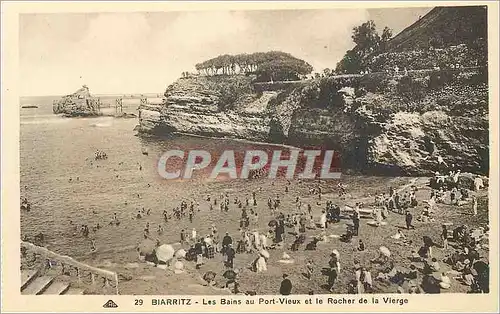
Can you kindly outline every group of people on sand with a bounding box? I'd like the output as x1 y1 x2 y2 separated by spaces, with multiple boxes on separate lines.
50 145 488 296
21 197 31 212
131 168 487 295
94 149 108 160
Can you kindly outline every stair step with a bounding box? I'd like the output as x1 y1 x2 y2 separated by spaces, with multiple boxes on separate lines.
22 276 54 295
64 288 85 295
42 281 70 295
21 269 40 291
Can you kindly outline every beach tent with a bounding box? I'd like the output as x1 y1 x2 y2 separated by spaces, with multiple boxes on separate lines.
156 244 175 263
175 248 187 259
174 261 184 274
379 246 391 257
138 238 156 256
223 269 236 280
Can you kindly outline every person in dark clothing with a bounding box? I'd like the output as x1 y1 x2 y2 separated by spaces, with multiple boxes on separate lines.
275 223 285 243
352 213 360 236
405 211 415 229
279 274 292 295
357 239 365 251
333 205 341 223
194 240 203 269
327 254 339 291
222 232 233 251
225 244 236 268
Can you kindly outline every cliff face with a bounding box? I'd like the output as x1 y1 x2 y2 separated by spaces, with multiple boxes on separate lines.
138 70 488 175
52 85 101 117
138 6 489 176
138 76 276 141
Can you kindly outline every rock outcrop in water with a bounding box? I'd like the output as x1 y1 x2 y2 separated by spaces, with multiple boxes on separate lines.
138 6 489 176
52 85 102 117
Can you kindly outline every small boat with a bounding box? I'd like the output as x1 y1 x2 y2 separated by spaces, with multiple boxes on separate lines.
22 105 39 109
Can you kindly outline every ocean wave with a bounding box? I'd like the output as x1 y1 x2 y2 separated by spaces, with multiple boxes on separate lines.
89 118 114 127
20 118 71 125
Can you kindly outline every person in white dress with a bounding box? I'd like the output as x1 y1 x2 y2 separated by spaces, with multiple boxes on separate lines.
253 230 261 249
260 233 268 249
474 177 484 191
256 254 267 272
439 273 451 289
320 211 327 229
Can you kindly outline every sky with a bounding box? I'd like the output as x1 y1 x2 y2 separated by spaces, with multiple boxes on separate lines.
19 7 433 96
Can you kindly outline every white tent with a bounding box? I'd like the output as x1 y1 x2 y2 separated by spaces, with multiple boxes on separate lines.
156 244 175 263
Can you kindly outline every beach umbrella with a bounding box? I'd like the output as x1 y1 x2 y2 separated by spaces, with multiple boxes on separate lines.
138 238 156 256
268 220 278 227
203 271 216 283
175 249 187 259
156 244 175 263
473 260 489 274
260 249 270 259
223 269 236 280
379 246 391 257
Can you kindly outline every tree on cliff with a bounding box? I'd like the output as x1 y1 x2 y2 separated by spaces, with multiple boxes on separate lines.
254 55 313 82
195 51 313 80
335 20 393 74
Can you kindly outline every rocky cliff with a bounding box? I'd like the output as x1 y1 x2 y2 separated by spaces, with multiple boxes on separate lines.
138 75 276 141
137 6 489 176
52 85 101 117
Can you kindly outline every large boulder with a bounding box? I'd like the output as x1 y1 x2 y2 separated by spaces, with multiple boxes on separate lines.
53 85 101 117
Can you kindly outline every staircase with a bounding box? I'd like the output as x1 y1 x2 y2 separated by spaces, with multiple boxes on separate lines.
21 268 86 295
20 241 119 295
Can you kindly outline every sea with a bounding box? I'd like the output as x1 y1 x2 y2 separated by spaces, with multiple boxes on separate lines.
19 96 298 261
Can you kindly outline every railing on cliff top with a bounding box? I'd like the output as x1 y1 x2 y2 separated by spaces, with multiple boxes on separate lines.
21 241 119 295
253 66 486 92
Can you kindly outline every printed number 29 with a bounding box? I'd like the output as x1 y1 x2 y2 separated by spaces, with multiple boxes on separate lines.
135 299 143 306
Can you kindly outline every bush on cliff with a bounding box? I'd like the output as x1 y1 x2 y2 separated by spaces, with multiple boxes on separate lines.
212 75 257 111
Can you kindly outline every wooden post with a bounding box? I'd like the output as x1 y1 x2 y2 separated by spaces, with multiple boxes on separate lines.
116 98 123 114
115 273 119 295
76 268 81 283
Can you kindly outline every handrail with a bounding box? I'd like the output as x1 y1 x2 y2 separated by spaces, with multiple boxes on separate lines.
21 241 119 295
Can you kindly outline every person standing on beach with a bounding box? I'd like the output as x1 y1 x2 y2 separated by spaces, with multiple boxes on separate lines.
222 232 233 253
194 240 203 269
305 260 314 280
226 244 235 268
441 225 449 250
352 212 360 236
90 239 96 252
405 211 415 229
191 228 197 242
472 195 478 216
180 229 187 245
